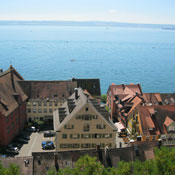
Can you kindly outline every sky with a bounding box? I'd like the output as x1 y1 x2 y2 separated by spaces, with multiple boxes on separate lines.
0 0 175 24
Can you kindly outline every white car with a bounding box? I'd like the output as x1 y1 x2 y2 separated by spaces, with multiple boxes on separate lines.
6 147 19 154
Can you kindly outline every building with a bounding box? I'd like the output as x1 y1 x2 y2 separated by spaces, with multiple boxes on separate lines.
18 80 77 122
127 105 175 142
0 66 27 146
19 78 101 122
53 88 117 151
106 83 143 122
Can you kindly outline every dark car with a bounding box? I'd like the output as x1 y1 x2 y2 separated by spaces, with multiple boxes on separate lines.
43 131 55 137
6 147 19 154
17 137 28 144
42 141 55 150
20 134 30 140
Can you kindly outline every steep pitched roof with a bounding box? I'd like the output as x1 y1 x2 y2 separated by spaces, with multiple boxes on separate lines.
108 83 142 97
164 116 174 127
143 93 162 105
54 88 116 131
0 66 27 116
138 106 155 135
154 105 175 134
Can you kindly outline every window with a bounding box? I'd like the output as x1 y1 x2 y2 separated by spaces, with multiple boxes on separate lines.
6 116 9 123
64 125 74 129
7 127 10 134
85 107 88 111
49 102 52 106
38 102 42 106
103 133 112 138
38 108 42 113
62 134 67 139
96 124 106 129
33 109 37 113
92 144 97 148
70 134 80 139
44 108 47 113
54 102 58 106
81 144 91 148
33 102 36 106
44 102 47 106
27 102 31 106
27 108 31 113
93 115 98 119
60 144 69 148
49 108 53 113
92 133 101 138
72 144 80 148
83 123 90 131
40 117 43 121
81 134 91 139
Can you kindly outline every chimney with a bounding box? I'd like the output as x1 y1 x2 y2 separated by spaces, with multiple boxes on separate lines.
74 88 78 100
121 84 125 90
10 65 16 92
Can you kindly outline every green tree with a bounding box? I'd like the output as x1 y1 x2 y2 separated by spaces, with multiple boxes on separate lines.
116 161 131 175
0 162 20 175
74 155 105 175
155 147 175 175
101 94 107 103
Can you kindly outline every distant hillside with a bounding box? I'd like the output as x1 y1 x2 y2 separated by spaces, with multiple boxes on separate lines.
0 20 175 30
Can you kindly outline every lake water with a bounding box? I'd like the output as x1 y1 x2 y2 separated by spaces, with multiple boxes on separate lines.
0 25 175 94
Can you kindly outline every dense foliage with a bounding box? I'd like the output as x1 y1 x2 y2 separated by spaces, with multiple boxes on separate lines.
1 147 175 175
101 94 107 103
47 147 175 175
0 162 20 175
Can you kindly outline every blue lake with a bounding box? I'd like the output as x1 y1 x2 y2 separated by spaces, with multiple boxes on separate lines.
0 25 175 94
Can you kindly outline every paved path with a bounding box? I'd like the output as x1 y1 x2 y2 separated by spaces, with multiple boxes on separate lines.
16 131 55 157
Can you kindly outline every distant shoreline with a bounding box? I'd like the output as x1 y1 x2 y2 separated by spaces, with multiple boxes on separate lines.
0 20 175 30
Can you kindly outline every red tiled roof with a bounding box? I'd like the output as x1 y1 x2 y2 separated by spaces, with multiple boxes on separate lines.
164 116 174 127
127 96 142 115
147 107 155 115
155 93 162 102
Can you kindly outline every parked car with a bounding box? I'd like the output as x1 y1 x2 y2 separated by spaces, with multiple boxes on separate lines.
17 137 28 144
43 131 55 137
10 142 22 149
42 141 55 150
6 147 19 154
26 126 36 132
20 134 30 140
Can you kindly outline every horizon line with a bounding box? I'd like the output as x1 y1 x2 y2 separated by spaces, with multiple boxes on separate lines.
0 20 175 26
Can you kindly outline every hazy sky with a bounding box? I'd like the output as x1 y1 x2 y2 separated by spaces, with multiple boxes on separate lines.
0 0 175 24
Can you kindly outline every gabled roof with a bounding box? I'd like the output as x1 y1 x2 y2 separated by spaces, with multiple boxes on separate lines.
164 116 174 127
127 96 142 116
143 93 162 105
54 88 116 131
138 106 155 135
0 66 27 116
108 83 142 96
154 105 175 134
